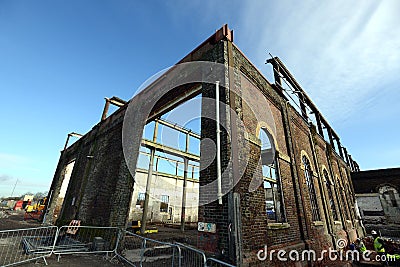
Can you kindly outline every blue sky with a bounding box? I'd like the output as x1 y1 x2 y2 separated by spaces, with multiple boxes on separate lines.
0 0 399 198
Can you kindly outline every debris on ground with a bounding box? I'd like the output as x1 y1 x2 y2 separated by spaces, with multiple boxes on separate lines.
0 210 9 219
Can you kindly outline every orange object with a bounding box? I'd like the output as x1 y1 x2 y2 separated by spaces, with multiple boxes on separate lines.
66 220 81 235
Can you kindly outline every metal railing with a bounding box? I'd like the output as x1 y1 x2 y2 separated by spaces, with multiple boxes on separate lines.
0 225 120 266
206 258 236 267
0 226 57 266
116 230 237 267
53 225 120 257
175 242 207 267
0 226 237 267
117 230 181 267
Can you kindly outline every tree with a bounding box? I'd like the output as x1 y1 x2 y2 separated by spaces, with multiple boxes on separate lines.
34 192 48 201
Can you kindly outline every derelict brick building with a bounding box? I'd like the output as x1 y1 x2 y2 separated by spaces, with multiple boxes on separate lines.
45 25 362 266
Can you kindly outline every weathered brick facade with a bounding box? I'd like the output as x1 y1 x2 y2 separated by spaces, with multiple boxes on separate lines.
45 25 360 266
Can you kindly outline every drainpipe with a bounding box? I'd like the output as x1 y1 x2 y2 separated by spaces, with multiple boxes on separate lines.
216 81 222 205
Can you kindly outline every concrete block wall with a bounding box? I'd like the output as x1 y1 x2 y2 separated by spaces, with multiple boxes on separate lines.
127 170 199 223
352 168 400 227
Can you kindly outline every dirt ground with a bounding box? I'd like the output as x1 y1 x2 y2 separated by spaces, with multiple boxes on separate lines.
0 209 42 230
135 223 198 246
26 253 123 267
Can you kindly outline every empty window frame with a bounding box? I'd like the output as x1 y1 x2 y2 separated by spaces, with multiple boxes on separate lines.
263 165 285 222
160 195 169 212
335 175 348 220
323 169 339 221
136 192 145 209
259 129 285 222
302 155 321 221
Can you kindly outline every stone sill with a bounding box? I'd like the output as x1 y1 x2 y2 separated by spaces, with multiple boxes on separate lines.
312 221 324 226
334 221 342 225
267 223 290 230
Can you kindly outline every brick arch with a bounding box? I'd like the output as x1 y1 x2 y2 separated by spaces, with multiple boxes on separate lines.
301 150 314 171
255 121 280 153
321 165 331 182
376 183 399 194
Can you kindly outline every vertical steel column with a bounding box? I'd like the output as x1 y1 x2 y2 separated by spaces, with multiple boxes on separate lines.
327 128 336 152
337 140 344 158
153 120 159 142
181 157 188 232
273 64 283 87
315 113 324 137
348 155 355 172
141 148 155 234
343 147 351 165
63 134 72 151
299 94 308 120
185 133 190 153
101 98 110 121
141 122 158 234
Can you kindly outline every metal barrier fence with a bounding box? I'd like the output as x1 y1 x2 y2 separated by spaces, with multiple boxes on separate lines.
0 226 58 266
174 242 207 267
116 231 237 267
116 230 181 267
54 225 120 257
0 225 120 266
0 226 237 267
206 258 236 267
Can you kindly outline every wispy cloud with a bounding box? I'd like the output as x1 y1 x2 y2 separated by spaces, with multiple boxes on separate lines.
0 174 12 182
237 0 400 125
0 153 40 172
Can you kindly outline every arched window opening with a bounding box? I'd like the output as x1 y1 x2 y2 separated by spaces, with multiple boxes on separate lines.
302 155 321 221
335 175 348 220
323 169 338 221
259 128 285 222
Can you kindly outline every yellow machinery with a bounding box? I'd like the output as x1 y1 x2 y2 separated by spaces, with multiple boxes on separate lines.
132 220 158 234
25 198 47 212
24 198 47 220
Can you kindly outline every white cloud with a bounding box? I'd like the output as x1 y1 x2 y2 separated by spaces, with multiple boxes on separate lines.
236 0 400 125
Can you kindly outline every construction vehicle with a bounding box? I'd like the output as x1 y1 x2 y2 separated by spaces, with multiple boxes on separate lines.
131 220 158 234
24 197 47 221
